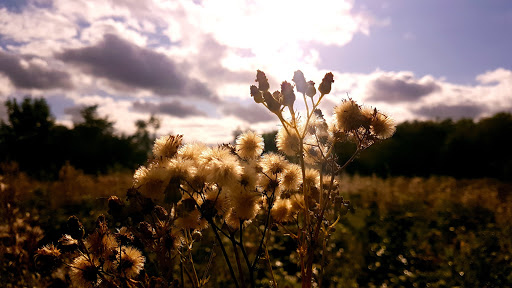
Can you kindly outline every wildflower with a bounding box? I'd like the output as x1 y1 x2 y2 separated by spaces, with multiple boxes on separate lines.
303 168 320 189
118 246 145 278
271 198 292 223
279 164 302 191
281 81 296 107
227 189 261 221
305 80 316 97
153 134 183 158
260 153 288 175
70 255 101 288
371 111 396 139
276 126 301 156
178 142 208 162
167 157 195 180
175 209 207 230
236 131 264 160
318 72 334 95
334 99 365 131
58 234 79 252
198 146 242 186
133 160 171 200
292 70 308 94
35 244 61 271
250 85 264 103
201 186 229 217
289 194 305 214
85 231 118 259
304 143 324 165
256 70 270 92
239 161 259 190
67 216 84 240
264 90 281 113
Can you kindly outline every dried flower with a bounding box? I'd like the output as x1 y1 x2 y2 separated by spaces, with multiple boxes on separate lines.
256 70 270 92
153 135 183 158
333 99 365 131
264 91 281 113
371 111 396 139
271 198 292 223
279 164 302 192
305 80 316 97
236 131 264 160
227 189 261 221
276 126 301 156
318 72 334 95
70 255 101 288
281 81 296 107
250 85 264 103
292 70 308 94
260 153 288 175
118 246 145 278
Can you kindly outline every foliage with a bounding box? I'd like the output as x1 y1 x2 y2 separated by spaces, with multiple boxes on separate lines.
0 98 153 179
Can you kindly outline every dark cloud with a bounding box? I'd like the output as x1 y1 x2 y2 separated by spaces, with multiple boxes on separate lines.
0 51 72 89
222 103 274 123
57 34 216 100
368 75 440 102
132 100 206 118
194 35 258 85
414 104 485 120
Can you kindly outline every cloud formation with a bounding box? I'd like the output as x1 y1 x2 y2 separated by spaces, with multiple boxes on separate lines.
367 72 440 102
0 51 72 89
222 103 275 123
132 100 206 118
57 34 216 100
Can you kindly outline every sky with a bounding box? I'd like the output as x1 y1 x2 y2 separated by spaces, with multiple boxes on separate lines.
0 0 511 144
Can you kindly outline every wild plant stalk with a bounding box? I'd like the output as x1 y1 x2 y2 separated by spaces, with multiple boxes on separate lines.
36 70 395 288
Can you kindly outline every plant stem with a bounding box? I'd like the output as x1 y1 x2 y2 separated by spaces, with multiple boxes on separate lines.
210 221 240 288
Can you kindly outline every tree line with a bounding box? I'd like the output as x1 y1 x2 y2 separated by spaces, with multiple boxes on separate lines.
1 97 511 181
0 97 155 179
259 113 512 181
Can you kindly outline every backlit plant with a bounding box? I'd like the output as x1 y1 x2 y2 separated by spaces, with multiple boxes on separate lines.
38 70 395 288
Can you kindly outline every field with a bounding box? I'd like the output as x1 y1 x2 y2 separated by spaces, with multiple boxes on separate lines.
2 163 511 287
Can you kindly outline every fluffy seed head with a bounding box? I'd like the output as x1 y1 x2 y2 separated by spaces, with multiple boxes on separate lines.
153 135 183 158
372 112 396 139
70 255 101 288
303 168 320 189
227 189 261 221
276 126 301 156
199 146 242 186
334 99 365 131
279 164 302 191
236 131 264 160
117 246 145 278
260 153 288 175
271 198 292 223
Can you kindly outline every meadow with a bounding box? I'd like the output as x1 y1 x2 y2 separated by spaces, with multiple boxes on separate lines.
2 164 511 287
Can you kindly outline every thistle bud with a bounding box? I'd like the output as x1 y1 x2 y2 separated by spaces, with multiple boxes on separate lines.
154 205 169 220
192 230 202 241
108 196 124 218
255 70 270 92
281 81 296 107
318 72 334 95
263 91 281 113
250 85 264 103
67 216 84 240
292 70 307 94
305 80 316 97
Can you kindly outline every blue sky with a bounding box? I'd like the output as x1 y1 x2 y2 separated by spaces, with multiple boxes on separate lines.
0 0 511 143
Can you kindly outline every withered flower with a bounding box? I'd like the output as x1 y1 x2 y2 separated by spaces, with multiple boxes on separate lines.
281 81 296 107
292 70 308 94
318 72 334 95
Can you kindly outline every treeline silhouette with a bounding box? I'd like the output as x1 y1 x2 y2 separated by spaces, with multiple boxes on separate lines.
2 97 511 181
260 113 512 181
0 97 153 179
